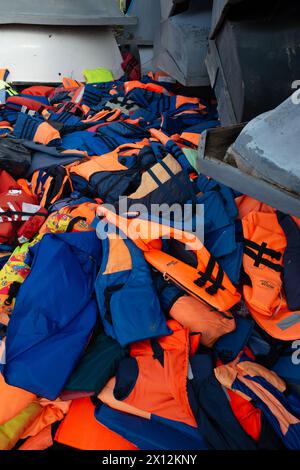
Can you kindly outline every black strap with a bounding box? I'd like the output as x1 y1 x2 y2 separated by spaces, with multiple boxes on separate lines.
104 285 124 326
4 281 22 306
147 160 187 213
63 102 83 117
194 255 225 295
244 239 283 272
66 216 87 232
150 338 164 367
45 166 69 207
0 323 7 339
0 210 47 221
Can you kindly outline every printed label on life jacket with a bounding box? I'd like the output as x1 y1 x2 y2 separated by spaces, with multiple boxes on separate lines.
260 280 275 289
166 260 178 267
7 189 22 196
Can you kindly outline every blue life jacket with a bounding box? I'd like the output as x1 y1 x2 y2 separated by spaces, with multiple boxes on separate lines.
4 231 102 399
95 228 170 346
187 354 257 450
61 122 149 156
48 192 96 213
82 82 121 107
229 354 300 450
277 211 300 311
153 273 184 314
213 313 254 363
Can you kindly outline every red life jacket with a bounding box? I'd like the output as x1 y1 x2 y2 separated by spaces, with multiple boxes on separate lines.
0 170 45 244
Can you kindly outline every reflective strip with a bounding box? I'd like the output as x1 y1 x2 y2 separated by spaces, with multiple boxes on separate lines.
221 385 231 402
21 202 41 221
7 202 18 221
277 313 300 330
0 207 11 222
0 89 6 105
0 339 6 365
21 105 36 117
187 361 194 380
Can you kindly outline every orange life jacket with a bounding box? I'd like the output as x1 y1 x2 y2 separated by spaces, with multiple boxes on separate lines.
97 206 241 312
62 77 82 90
18 425 53 450
170 295 236 347
0 373 36 426
70 140 148 179
98 378 151 420
242 211 300 340
111 320 199 428
20 398 71 441
57 201 99 229
69 141 149 202
171 132 201 148
236 195 300 230
54 397 137 450
124 80 171 95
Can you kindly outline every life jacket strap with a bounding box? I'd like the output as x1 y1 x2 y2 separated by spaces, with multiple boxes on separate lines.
66 216 87 232
104 285 124 326
194 255 226 295
150 338 165 367
4 281 22 306
244 239 283 272
0 209 47 222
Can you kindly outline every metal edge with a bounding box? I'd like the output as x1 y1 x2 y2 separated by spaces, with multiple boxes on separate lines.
199 158 300 217
205 39 238 124
0 16 137 26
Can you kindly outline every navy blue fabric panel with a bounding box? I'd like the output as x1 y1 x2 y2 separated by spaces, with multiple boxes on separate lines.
277 211 300 310
95 405 206 450
188 355 256 450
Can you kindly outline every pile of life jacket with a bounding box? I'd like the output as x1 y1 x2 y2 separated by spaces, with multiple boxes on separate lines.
0 67 299 451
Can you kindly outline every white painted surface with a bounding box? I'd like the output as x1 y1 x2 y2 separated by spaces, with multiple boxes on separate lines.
139 46 154 75
0 0 136 26
0 25 123 83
